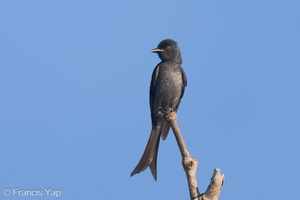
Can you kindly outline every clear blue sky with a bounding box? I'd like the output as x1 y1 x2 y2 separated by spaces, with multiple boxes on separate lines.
1 1 299 199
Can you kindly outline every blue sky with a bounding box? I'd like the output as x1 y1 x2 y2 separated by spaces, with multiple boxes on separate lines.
1 1 299 199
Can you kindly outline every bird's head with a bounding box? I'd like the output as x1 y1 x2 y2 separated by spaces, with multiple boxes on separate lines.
151 39 182 64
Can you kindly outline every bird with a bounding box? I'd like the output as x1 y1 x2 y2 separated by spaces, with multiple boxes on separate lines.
130 39 187 180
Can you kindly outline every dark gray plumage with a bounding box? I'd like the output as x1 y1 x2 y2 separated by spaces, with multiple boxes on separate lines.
130 39 187 180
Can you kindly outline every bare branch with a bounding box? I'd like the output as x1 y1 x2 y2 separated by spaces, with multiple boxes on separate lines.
201 169 224 200
165 112 224 200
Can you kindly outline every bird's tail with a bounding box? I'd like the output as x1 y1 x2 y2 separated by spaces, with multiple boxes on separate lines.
130 127 161 180
161 121 171 140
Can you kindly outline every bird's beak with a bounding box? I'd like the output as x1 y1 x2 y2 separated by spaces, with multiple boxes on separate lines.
151 48 164 53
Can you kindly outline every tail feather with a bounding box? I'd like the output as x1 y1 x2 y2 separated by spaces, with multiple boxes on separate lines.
130 128 161 180
161 121 171 140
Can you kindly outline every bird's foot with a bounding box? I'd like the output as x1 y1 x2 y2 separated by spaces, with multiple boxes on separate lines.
164 108 177 121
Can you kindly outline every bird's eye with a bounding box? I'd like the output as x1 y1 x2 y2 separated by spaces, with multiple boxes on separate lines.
165 46 171 50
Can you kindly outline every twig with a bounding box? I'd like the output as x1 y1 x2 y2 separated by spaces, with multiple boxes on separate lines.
165 112 224 200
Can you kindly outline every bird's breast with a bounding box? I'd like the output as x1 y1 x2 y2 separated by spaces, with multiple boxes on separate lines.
154 64 183 106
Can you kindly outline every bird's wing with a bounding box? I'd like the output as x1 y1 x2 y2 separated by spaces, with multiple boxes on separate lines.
180 66 187 98
174 66 187 111
149 64 160 111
